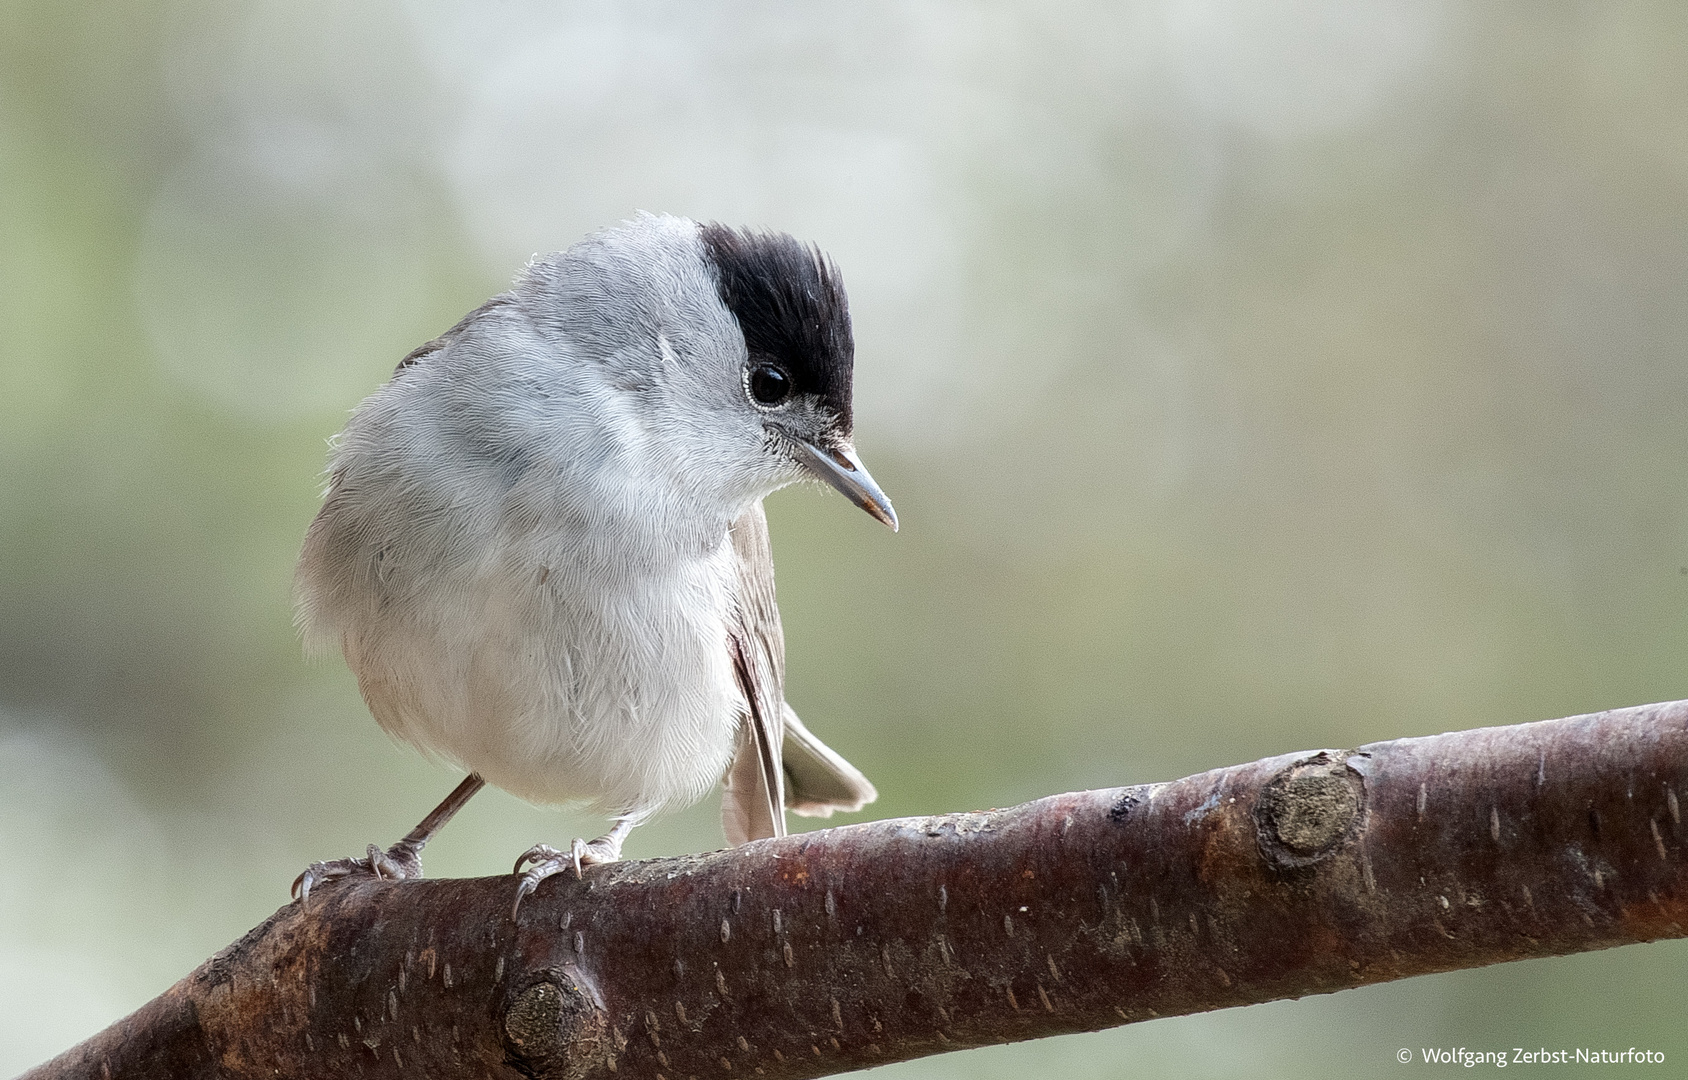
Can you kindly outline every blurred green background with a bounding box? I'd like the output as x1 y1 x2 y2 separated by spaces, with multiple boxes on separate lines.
3 1 1687 1076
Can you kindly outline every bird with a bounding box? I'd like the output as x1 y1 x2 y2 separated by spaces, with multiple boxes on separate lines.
291 214 894 914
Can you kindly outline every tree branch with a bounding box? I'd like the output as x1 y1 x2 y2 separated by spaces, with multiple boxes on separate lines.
22 701 1688 1079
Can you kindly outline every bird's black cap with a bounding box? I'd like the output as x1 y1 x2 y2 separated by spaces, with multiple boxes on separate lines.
699 223 854 433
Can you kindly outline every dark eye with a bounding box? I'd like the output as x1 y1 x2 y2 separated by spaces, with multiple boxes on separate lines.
747 363 792 406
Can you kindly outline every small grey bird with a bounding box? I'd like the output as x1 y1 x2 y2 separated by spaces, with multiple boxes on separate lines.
292 214 893 911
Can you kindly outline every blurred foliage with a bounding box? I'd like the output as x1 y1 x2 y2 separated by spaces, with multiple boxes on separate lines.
3 0 1688 1075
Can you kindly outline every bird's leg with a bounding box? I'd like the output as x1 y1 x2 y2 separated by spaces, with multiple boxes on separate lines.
511 816 638 916
293 773 486 906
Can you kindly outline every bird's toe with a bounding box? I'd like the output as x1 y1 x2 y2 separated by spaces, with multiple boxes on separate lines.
510 851 572 918
509 834 624 918
292 841 424 907
513 843 564 874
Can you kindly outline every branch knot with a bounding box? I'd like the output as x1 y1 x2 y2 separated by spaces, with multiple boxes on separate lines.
1255 753 1366 871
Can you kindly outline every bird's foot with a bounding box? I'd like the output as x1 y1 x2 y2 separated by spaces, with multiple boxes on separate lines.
510 831 626 917
293 840 423 908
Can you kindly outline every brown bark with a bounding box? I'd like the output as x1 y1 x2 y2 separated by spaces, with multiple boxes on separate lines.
21 700 1688 1080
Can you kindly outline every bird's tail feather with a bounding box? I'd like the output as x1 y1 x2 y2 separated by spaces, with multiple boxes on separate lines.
781 705 877 817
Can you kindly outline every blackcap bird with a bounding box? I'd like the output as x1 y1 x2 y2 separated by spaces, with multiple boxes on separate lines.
292 214 894 913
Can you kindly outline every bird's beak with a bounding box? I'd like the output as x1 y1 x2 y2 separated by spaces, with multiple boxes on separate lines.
793 440 898 531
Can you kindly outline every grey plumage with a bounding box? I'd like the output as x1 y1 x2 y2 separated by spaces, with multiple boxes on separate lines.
292 214 889 904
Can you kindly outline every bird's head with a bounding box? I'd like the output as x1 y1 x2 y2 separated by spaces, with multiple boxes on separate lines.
696 220 897 531
526 215 898 531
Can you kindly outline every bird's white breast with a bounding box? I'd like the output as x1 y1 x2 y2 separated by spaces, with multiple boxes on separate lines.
343 522 744 815
296 305 753 817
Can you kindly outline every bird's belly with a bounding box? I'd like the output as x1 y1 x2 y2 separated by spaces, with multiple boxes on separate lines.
349 555 743 816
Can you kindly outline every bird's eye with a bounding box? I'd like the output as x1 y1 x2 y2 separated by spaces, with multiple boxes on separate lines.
747 363 792 406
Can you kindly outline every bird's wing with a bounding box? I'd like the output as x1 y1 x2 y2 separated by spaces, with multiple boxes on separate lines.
721 502 880 842
722 501 787 845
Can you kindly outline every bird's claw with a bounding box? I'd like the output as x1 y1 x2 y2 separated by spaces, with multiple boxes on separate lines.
513 843 564 875
511 844 567 919
292 841 423 908
510 873 541 920
509 836 623 918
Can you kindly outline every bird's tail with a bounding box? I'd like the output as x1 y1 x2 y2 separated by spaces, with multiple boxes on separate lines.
780 704 877 818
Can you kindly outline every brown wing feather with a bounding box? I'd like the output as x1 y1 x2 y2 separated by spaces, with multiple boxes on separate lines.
722 502 787 845
721 501 880 844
